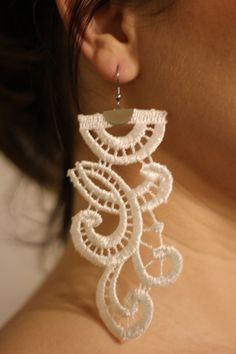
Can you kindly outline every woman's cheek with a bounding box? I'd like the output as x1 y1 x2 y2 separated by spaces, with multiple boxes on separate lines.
185 0 236 36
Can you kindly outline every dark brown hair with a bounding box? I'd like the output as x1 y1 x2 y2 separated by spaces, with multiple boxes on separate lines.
0 0 168 242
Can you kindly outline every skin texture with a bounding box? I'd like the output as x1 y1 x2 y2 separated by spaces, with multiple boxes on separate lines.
0 1 236 353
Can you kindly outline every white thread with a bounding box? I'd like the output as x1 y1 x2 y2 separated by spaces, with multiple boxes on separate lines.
67 108 183 340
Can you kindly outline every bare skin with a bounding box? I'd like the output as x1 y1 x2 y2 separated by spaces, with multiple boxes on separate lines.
0 1 236 353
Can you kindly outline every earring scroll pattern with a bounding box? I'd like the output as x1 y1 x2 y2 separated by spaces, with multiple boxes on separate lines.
67 108 183 340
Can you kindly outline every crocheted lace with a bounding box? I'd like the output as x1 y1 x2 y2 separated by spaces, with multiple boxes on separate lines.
67 108 183 340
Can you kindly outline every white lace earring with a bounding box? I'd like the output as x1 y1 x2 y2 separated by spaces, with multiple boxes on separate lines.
67 65 183 341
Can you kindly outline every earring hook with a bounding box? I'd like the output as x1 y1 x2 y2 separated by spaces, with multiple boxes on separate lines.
102 64 133 125
115 65 121 109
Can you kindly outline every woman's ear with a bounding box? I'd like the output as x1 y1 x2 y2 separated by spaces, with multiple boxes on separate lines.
56 1 140 83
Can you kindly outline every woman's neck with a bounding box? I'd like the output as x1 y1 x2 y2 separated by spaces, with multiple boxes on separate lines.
54 144 236 304
21 144 236 351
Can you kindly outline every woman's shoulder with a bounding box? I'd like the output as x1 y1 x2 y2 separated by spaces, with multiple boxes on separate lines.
0 305 235 354
0 307 107 354
0 306 157 354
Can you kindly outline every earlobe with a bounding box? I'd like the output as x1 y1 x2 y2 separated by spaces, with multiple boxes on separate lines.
56 0 139 83
78 3 140 83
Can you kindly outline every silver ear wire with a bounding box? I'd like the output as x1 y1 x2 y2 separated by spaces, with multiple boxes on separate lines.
115 65 121 109
102 64 133 125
